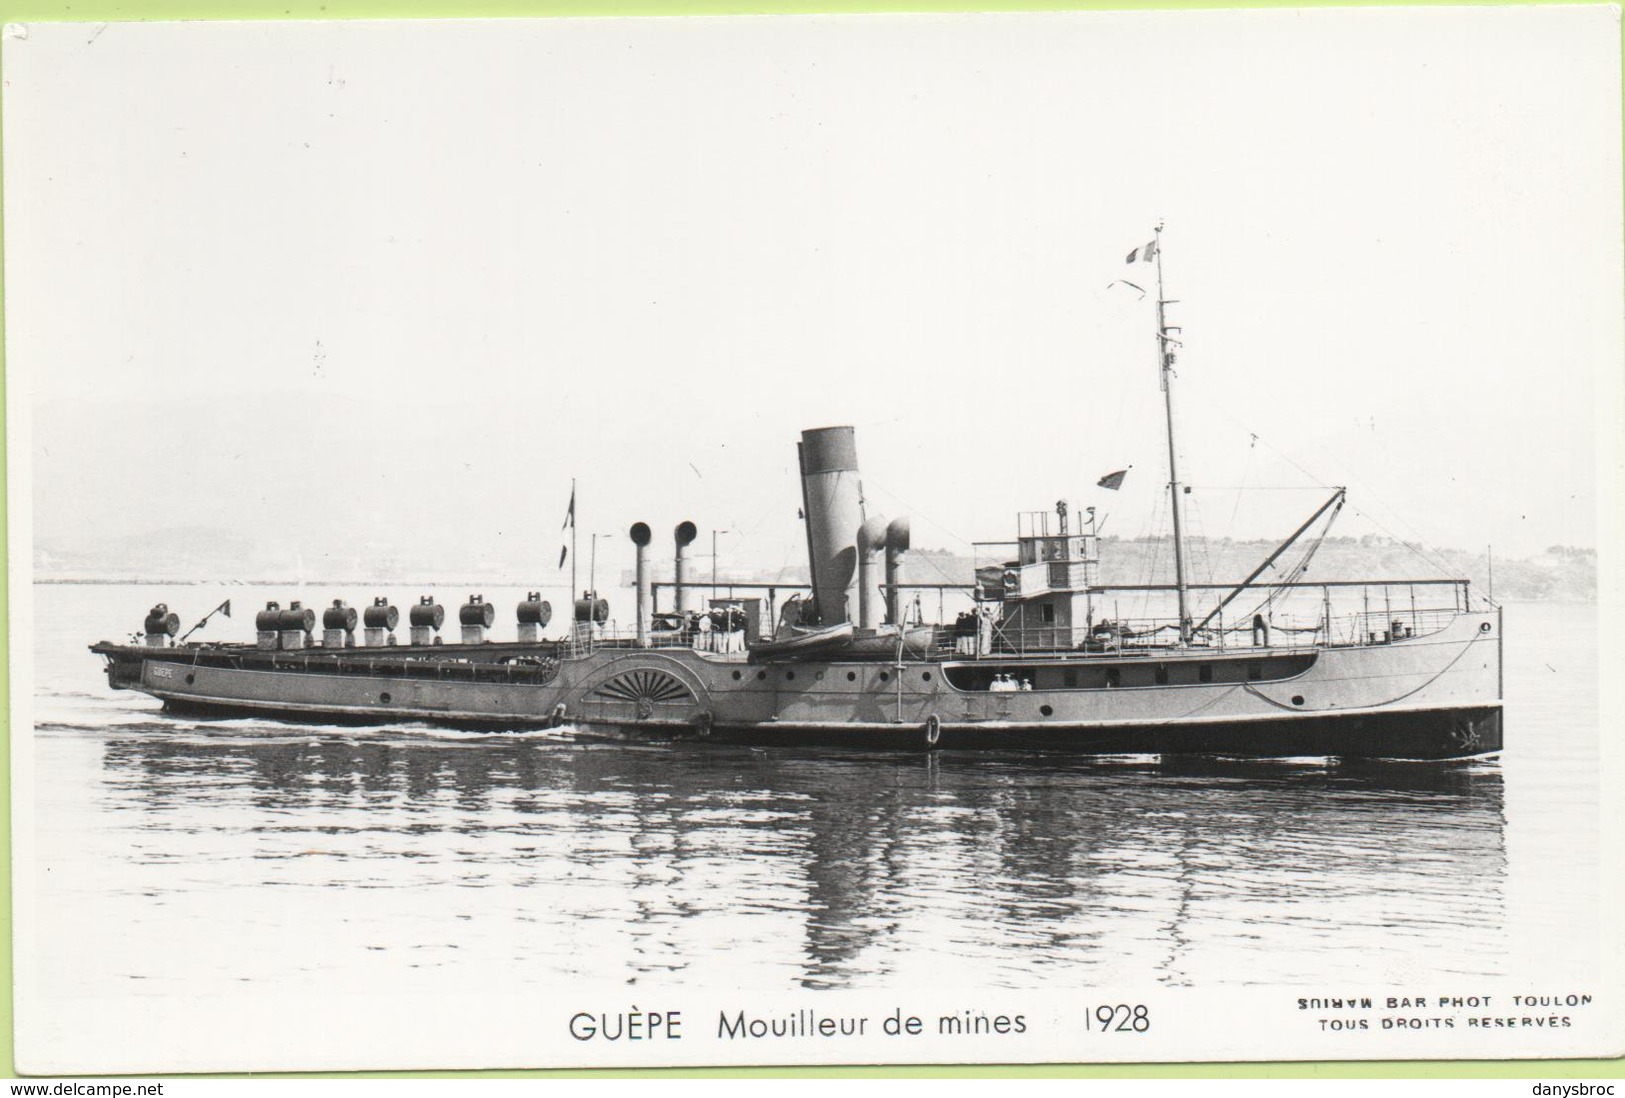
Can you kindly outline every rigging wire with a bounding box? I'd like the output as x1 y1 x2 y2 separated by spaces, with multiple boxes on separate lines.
1138 490 1169 622
905 546 969 587
861 476 975 553
1099 331 1148 476
856 474 987 590
1185 490 1216 589
1339 498 1466 583
1181 376 1470 588
1228 434 1258 527
1225 505 1342 632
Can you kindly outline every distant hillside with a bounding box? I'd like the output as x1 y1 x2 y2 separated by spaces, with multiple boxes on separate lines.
900 536 1592 602
611 536 1592 602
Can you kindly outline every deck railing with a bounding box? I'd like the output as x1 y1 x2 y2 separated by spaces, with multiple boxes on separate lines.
584 579 1476 660
977 607 1465 657
563 622 747 659
975 575 1473 657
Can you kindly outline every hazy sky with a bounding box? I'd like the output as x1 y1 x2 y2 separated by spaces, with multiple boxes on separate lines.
7 8 1619 585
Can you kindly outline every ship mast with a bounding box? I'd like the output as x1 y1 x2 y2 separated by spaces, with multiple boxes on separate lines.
1153 224 1194 645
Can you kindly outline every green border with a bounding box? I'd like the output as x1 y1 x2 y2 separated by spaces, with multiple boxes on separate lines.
0 0 1608 14
1 0 1620 1082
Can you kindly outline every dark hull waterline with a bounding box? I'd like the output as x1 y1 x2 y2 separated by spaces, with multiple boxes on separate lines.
151 691 1501 760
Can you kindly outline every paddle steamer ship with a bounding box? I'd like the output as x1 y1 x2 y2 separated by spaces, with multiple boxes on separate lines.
90 232 1503 758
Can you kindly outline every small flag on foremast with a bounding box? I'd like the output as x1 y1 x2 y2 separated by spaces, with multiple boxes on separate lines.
1125 239 1158 264
1097 469 1129 490
218 599 231 618
558 482 575 569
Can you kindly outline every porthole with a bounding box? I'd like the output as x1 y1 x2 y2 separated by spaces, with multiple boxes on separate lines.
1291 695 1305 706
379 692 392 704
184 673 195 685
731 670 742 681
756 670 767 681
1480 622 1492 633
846 671 857 682
786 671 796 681
1039 704 1053 717
921 671 932 682
879 671 890 682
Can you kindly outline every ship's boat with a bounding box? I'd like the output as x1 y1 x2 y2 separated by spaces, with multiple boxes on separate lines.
747 622 856 660
840 624 938 659
747 623 936 661
88 230 1504 759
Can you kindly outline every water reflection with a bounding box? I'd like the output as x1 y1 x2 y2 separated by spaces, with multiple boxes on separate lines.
95 729 1507 989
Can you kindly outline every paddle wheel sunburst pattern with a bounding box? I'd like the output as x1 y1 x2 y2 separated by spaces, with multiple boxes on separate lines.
594 668 693 718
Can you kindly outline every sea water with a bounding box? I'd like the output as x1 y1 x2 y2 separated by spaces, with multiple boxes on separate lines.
17 585 1600 1003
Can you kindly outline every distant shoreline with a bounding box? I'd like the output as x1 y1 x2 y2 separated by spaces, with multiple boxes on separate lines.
30 576 1598 608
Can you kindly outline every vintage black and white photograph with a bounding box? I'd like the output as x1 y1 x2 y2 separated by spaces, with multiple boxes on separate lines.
5 5 1621 1074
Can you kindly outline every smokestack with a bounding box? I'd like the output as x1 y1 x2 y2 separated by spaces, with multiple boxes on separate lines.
799 426 865 624
674 520 698 614
856 515 888 631
885 516 910 625
631 522 653 646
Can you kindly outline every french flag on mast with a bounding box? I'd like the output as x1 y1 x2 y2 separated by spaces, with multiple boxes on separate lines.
558 482 575 569
1125 238 1159 264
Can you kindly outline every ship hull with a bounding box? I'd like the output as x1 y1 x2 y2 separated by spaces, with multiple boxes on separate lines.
692 704 1501 758
148 694 1500 759
92 609 1504 760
